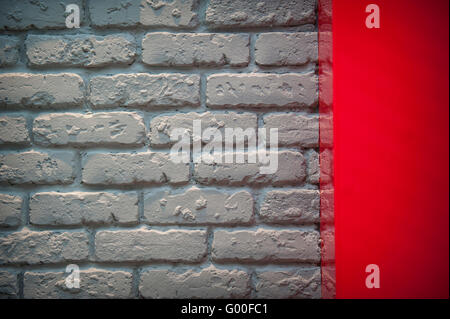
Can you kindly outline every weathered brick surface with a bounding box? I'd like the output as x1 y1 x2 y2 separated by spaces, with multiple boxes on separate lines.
24 269 133 299
193 151 306 186
206 0 316 28
0 194 22 227
0 151 75 185
89 0 199 28
256 32 318 66
89 73 200 109
95 229 207 262
149 112 257 147
212 229 320 263
0 116 30 145
142 33 249 67
140 266 250 298
144 187 253 225
26 34 136 67
260 189 320 224
264 114 319 147
82 152 189 186
206 73 318 108
33 112 146 147
0 0 83 30
307 150 320 185
255 268 321 299
0 36 20 67
29 192 138 226
0 270 18 299
0 73 84 109
0 228 89 265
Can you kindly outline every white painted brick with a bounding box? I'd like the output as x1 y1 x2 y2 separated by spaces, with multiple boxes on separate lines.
263 114 319 147
0 116 30 145
29 192 138 226
140 266 250 298
82 152 189 186
95 228 207 262
0 271 18 299
0 228 89 265
0 36 20 67
212 229 320 263
206 73 318 108
0 151 75 185
89 73 200 109
142 33 249 67
144 187 253 225
307 150 320 184
0 194 22 228
0 73 84 109
33 112 146 147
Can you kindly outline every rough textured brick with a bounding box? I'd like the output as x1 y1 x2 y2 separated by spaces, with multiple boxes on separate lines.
206 0 316 28
260 189 320 224
33 112 146 147
0 271 18 299
0 36 20 67
194 151 306 186
0 0 83 30
144 187 253 225
0 116 30 145
255 32 318 66
140 266 250 298
30 192 138 226
26 34 136 67
0 194 22 228
89 73 199 109
255 268 321 298
89 0 199 28
307 150 320 184
0 228 89 265
206 73 318 108
0 151 75 185
0 73 84 109
24 269 133 299
95 228 207 262
264 114 319 147
149 112 257 147
82 152 189 186
142 33 249 67
212 229 320 263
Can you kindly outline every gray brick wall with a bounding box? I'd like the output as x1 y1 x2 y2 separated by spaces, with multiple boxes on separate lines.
0 0 320 299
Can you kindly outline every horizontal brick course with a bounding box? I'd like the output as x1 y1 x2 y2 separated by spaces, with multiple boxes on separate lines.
0 116 30 145
263 114 319 147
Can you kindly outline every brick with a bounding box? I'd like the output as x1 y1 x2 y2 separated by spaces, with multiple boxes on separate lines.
0 151 75 185
255 268 321 298
89 73 199 109
255 32 318 66
95 228 207 262
0 0 83 30
26 34 136 67
149 112 257 147
193 151 306 186
33 112 146 147
0 228 89 265
23 269 133 299
82 152 189 186
0 194 22 228
0 271 18 299
0 36 20 67
0 73 84 109
0 116 30 145
307 150 320 184
140 266 250 298
142 33 249 67
144 187 253 225
206 0 316 28
89 0 198 28
206 73 318 108
29 192 138 226
263 114 319 147
260 189 320 224
212 229 320 263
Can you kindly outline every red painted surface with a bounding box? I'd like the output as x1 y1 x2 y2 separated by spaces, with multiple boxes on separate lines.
333 0 449 298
